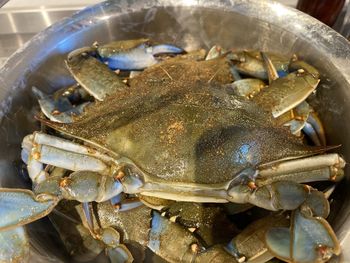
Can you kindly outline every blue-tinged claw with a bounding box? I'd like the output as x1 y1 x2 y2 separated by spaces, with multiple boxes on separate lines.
41 99 89 123
33 86 90 123
301 189 330 218
229 65 242 80
106 47 158 71
266 210 340 263
292 210 340 262
241 181 309 211
150 44 184 56
98 41 184 71
0 226 30 262
0 189 59 231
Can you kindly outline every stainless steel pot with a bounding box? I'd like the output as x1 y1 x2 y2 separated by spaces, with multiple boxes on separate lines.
0 0 349 262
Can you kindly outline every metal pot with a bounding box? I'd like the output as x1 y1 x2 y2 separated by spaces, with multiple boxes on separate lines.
0 0 349 262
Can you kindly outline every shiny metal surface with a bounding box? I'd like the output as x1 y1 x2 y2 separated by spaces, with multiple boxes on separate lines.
0 7 80 65
0 0 350 262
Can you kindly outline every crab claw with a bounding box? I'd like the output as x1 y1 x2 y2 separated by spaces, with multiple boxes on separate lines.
301 189 330 218
0 226 30 262
37 96 89 123
266 209 340 263
54 171 123 203
229 181 310 211
0 189 59 231
97 39 184 71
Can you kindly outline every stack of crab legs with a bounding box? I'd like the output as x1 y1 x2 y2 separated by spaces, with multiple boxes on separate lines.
0 39 346 263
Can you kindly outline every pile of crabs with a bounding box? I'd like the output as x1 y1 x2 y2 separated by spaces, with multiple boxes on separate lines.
0 39 346 263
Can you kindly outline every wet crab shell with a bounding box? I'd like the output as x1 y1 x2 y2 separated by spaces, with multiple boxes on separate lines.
45 58 323 185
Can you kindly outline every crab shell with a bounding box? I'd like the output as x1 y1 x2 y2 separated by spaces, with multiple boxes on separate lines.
47 57 321 190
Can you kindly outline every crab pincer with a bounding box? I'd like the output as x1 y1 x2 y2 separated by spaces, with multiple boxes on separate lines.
96 38 185 71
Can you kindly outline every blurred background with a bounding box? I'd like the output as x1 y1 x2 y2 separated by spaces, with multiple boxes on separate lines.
0 0 349 66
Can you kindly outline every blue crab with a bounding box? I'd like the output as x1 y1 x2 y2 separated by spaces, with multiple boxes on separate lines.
0 40 345 263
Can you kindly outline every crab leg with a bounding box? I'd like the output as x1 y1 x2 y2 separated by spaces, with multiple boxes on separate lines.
260 51 279 84
253 55 320 118
23 133 115 179
66 47 127 101
80 200 134 262
0 171 122 231
21 132 345 210
149 210 205 262
226 213 289 262
22 135 47 183
33 132 116 163
24 147 343 212
258 153 345 183
38 98 89 123
37 145 108 173
303 112 327 146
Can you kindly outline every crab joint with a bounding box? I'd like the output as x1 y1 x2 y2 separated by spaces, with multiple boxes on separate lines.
188 227 197 233
329 166 344 182
113 203 121 211
247 181 257 190
169 215 178 223
190 243 200 254
116 166 145 194
114 169 126 181
32 151 41 160
51 110 61 115
317 245 333 261
59 177 71 188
